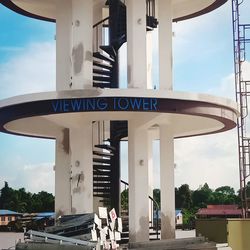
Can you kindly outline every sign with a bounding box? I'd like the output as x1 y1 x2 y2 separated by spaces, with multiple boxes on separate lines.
51 97 158 113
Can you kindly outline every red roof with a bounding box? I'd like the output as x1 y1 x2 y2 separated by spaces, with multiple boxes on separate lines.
196 205 242 216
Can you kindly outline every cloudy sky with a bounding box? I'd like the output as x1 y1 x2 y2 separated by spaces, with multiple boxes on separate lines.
0 1 249 194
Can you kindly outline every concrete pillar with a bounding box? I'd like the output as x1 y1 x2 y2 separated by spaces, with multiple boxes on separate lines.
160 124 175 239
158 0 173 90
70 122 93 214
56 0 93 90
128 121 149 242
55 129 71 217
147 32 153 89
72 0 93 89
56 0 72 91
127 0 147 89
148 130 154 220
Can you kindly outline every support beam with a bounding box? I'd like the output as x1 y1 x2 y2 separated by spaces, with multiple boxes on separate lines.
56 0 93 90
72 0 93 89
55 129 71 217
158 0 173 90
56 0 72 91
160 124 175 239
70 122 93 214
127 0 147 89
128 121 149 242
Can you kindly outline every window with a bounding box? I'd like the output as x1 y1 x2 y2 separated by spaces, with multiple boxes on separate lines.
8 216 12 222
1 216 5 221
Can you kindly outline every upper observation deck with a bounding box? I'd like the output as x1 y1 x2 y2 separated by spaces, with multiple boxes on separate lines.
1 0 227 22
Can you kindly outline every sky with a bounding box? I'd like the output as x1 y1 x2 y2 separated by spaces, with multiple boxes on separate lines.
0 1 250 194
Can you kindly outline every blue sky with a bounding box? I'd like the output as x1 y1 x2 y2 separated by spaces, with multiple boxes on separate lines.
0 1 249 194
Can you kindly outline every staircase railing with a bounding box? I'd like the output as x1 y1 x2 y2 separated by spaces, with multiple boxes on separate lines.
121 179 160 240
93 17 109 52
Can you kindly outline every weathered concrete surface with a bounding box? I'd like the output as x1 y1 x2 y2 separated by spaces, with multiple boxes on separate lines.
128 237 217 250
16 243 93 250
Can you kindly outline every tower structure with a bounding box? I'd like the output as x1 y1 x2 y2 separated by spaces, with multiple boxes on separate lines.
232 0 250 218
0 0 238 243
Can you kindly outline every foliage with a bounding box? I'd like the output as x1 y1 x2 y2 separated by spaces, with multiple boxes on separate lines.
121 188 128 211
0 182 54 213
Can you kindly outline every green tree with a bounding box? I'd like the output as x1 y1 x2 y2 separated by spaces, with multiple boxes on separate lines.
121 189 128 211
176 184 192 209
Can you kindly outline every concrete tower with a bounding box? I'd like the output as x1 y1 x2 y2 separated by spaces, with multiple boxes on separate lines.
0 0 238 243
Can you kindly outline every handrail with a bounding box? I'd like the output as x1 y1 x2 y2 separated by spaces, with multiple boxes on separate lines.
121 179 160 239
93 17 109 28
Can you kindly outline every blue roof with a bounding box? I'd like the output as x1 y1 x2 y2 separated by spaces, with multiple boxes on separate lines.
0 210 22 215
154 210 182 219
36 212 55 218
175 209 182 216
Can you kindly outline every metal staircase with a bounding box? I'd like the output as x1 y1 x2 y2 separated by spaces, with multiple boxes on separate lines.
92 2 160 242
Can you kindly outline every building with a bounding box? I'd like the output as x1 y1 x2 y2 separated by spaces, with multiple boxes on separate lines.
175 210 183 226
0 210 22 226
196 205 242 219
0 0 238 243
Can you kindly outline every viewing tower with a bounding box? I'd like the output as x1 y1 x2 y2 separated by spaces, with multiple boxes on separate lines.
0 0 238 243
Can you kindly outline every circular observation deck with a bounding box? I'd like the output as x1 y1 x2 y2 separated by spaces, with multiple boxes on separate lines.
0 89 238 139
1 0 227 22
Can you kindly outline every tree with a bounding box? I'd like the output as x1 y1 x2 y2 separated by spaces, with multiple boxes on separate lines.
0 182 54 213
192 183 213 208
121 189 128 210
176 184 192 209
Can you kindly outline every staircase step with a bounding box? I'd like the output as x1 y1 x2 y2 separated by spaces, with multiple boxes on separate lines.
93 76 111 83
93 60 113 70
93 193 111 198
93 158 111 164
93 68 112 76
93 82 111 88
93 165 111 171
93 182 111 188
93 171 111 177
100 45 116 58
93 176 111 182
95 144 116 152
93 52 114 64
93 151 113 157
93 188 111 193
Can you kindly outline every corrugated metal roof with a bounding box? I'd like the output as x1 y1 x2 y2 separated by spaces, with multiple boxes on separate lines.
0 209 22 215
196 205 242 216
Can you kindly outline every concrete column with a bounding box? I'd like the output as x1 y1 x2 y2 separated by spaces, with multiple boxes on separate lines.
128 121 149 242
70 122 93 214
56 0 93 90
147 32 153 89
160 124 175 239
158 0 173 90
56 0 72 91
127 0 147 89
148 130 154 219
72 0 93 89
55 129 71 217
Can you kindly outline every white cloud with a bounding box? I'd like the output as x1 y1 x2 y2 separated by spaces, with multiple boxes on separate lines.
174 130 239 192
0 42 55 99
6 162 55 194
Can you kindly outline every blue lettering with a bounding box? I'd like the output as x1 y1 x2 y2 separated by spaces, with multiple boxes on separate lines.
118 98 129 110
52 100 59 112
113 98 118 110
130 98 142 110
97 98 108 110
151 98 158 111
63 100 70 112
143 98 149 110
71 99 82 111
86 99 95 110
